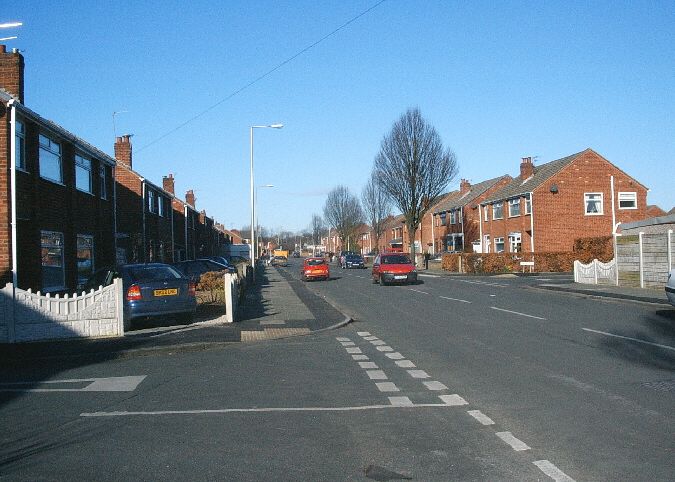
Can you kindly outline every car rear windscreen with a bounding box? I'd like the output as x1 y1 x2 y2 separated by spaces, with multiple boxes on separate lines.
127 266 181 281
307 259 325 266
382 255 411 264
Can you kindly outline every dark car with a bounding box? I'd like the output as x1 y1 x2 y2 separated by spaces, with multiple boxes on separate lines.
342 254 366 269
83 263 197 324
371 253 418 286
171 259 236 283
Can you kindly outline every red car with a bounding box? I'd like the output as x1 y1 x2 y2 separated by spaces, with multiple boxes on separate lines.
301 257 330 281
372 253 418 286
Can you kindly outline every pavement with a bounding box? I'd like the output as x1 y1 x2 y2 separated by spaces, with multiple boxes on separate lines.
0 264 350 361
1 260 669 361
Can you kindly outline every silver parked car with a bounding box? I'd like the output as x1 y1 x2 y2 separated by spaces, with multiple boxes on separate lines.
666 269 675 307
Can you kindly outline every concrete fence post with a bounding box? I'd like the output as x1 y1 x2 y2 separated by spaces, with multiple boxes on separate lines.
593 259 599 285
668 229 673 272
639 232 644 289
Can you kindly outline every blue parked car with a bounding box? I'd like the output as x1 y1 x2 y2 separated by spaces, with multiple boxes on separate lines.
83 263 197 325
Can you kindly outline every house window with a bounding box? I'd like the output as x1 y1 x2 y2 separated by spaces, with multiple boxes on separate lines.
440 212 446 226
39 134 62 183
445 233 464 252
494 237 505 253
618 192 637 209
585 193 603 215
158 196 165 217
148 190 156 213
508 199 520 217
449 211 457 225
15 119 26 171
100 165 108 199
483 205 488 222
524 194 532 214
75 154 93 194
483 235 490 253
41 231 65 292
493 202 503 220
508 232 521 253
77 234 94 286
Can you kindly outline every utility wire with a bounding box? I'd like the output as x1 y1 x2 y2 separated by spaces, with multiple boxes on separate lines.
137 0 387 153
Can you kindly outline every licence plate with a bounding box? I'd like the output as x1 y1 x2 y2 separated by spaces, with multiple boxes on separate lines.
154 288 178 297
312 270 324 274
394 275 407 280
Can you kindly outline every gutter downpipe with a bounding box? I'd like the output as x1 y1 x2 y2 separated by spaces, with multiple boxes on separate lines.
170 198 175 262
610 176 616 235
141 180 147 263
113 163 118 265
431 212 435 255
529 192 535 257
460 207 465 252
9 100 17 342
184 204 189 260
478 205 483 253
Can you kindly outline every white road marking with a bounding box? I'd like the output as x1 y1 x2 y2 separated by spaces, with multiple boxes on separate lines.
376 382 400 392
533 460 576 482
346 347 362 354
336 337 351 342
496 432 531 451
358 362 378 369
352 354 369 361
491 306 546 320
440 296 472 304
357 332 371 336
407 370 430 379
0 376 146 393
385 352 405 360
419 273 440 278
81 402 465 417
340 341 356 346
467 410 495 425
395 360 416 368
366 370 388 380
363 336 379 341
582 328 675 352
388 396 414 406
376 346 394 352
458 279 507 288
423 381 448 391
439 394 468 406
409 288 429 294
370 340 386 346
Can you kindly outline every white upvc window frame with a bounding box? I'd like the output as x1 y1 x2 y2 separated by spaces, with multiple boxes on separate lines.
449 210 457 225
618 192 637 210
158 195 165 217
493 202 504 220
39 133 63 184
41 230 65 292
508 198 520 217
99 165 108 199
148 190 156 213
584 192 604 215
494 237 505 253
524 194 532 214
508 232 522 253
484 206 488 222
15 118 27 171
75 153 93 194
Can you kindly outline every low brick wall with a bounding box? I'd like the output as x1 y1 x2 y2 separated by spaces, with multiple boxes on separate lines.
0 279 124 343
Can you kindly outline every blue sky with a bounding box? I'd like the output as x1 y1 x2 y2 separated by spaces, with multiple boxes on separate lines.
4 1 674 232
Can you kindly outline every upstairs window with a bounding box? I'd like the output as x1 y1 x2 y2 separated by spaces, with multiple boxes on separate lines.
75 154 93 194
493 202 503 220
618 192 637 209
15 119 26 171
449 210 457 225
585 193 603 215
158 196 165 217
508 198 520 217
39 134 62 183
524 194 532 214
440 212 446 226
100 165 108 199
147 190 156 213
483 205 488 222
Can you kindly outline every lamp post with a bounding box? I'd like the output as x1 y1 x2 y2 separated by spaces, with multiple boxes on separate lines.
250 124 283 271
255 184 274 259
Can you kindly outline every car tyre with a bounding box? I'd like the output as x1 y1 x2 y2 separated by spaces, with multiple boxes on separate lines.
372 276 377 284
380 274 387 286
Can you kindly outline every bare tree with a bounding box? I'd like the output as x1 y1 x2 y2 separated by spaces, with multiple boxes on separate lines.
375 107 458 260
323 185 363 252
310 214 324 246
361 172 391 254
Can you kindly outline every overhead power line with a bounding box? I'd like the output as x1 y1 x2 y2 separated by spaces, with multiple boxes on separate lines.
137 0 386 153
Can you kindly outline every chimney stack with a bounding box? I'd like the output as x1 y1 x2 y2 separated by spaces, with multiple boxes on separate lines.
460 179 471 194
114 135 133 169
0 44 25 103
163 174 175 195
520 157 534 180
185 190 196 208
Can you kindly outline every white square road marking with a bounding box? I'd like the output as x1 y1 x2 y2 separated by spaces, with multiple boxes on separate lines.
467 410 495 425
357 332 371 336
376 346 393 352
533 460 576 482
336 337 351 342
423 381 448 391
370 340 386 346
388 396 414 406
346 347 362 354
376 382 400 392
363 336 379 341
439 394 468 406
352 355 369 360
496 432 531 451
385 352 405 360
340 341 356 346
358 362 378 369
395 360 415 368
407 370 430 379
366 370 388 380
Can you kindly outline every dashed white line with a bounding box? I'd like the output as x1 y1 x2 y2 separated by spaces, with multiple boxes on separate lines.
491 306 546 320
388 396 414 406
357 331 371 336
346 347 362 354
385 352 405 360
533 460 576 482
439 394 468 406
376 345 393 352
375 382 400 392
336 337 351 342
358 362 378 369
352 354 369 360
407 370 430 379
395 360 416 368
496 432 531 451
370 340 386 346
418 273 440 278
363 336 379 341
582 328 675 352
423 381 448 391
409 288 429 294
467 410 495 425
340 341 356 346
440 295 472 304
458 279 507 288
366 370 388 380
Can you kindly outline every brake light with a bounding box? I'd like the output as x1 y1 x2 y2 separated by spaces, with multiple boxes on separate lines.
188 282 196 296
126 284 142 301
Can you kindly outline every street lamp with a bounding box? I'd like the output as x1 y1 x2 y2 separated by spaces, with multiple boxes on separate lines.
250 124 283 270
255 184 274 259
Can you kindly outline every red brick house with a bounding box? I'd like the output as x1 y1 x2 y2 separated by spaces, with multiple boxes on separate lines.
432 176 512 253
479 149 648 254
0 45 117 292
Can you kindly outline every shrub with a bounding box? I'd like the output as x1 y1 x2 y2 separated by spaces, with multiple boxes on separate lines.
197 271 226 303
573 236 613 262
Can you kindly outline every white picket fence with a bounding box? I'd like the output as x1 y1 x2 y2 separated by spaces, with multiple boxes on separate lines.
573 259 617 285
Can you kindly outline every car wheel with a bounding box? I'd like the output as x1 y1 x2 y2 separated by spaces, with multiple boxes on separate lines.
372 275 377 284
380 275 386 286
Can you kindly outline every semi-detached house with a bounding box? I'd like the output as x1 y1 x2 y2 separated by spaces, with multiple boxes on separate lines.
478 149 648 254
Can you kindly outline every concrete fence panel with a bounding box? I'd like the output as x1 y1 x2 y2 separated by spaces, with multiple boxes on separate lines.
615 231 673 289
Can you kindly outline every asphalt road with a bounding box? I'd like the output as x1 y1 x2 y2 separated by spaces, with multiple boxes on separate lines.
1 258 673 481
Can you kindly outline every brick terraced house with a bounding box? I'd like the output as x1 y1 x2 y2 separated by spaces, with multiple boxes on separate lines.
479 149 648 254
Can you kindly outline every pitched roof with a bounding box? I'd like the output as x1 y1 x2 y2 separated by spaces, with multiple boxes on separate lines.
482 150 591 204
433 175 511 214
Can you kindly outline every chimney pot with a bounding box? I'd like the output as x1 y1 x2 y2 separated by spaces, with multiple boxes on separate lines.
114 135 133 168
520 156 534 180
